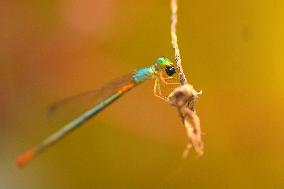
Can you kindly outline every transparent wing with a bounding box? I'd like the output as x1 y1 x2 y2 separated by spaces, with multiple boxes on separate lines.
47 74 134 125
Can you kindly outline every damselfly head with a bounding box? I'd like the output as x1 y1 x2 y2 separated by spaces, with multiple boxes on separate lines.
156 57 176 76
156 57 171 68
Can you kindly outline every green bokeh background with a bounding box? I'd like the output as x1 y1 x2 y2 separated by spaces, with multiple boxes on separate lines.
1 0 284 188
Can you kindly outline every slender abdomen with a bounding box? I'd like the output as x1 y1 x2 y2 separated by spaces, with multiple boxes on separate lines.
16 80 137 167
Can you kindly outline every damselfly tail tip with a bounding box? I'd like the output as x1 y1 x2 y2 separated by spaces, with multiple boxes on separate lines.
15 149 36 167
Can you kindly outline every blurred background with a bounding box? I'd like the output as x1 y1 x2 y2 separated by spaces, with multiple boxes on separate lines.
1 0 284 188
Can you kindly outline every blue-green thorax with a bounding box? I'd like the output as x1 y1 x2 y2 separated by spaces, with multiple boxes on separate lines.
133 57 173 83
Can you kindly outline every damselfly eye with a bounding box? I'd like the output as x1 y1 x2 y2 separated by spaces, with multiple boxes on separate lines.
165 66 176 76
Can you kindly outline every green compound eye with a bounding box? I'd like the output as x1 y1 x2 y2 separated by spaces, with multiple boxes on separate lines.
156 57 171 68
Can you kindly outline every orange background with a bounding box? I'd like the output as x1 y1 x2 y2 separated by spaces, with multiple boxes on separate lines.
1 0 284 188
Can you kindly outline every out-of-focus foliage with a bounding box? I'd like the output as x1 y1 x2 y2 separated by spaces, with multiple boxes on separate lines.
1 0 284 188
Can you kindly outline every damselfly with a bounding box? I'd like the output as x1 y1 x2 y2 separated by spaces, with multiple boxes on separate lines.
16 57 179 167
